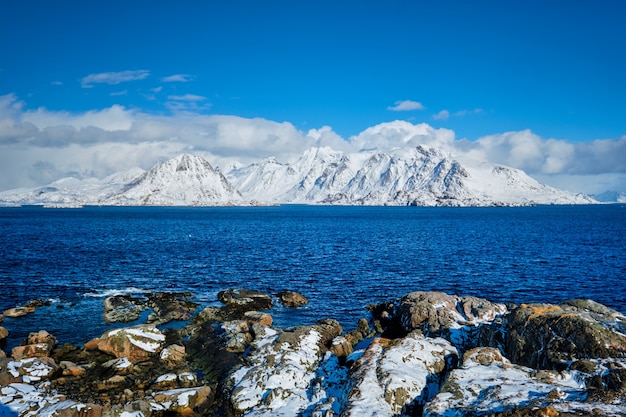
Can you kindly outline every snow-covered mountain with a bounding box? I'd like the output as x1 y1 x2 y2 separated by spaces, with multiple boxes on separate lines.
226 145 595 206
0 148 596 207
593 191 626 203
0 154 246 207
106 154 244 206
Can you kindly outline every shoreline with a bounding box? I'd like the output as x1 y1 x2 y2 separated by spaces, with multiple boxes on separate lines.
1 289 625 416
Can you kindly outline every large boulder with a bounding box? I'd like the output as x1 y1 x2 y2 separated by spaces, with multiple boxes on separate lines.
227 319 345 416
6 356 59 383
103 295 145 323
344 333 459 416
3 306 35 318
218 288 273 314
150 386 213 415
96 325 166 363
424 347 589 416
372 291 508 351
12 330 57 360
277 290 309 307
146 291 198 325
504 301 626 369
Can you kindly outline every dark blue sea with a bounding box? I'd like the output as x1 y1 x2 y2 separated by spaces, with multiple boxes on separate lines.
1 204 625 350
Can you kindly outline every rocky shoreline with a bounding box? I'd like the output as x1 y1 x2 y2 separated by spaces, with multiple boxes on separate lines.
1 289 625 417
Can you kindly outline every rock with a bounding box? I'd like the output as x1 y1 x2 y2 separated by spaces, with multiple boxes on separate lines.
0 326 8 340
83 338 100 351
151 371 198 390
243 310 273 326
59 360 87 377
150 386 213 415
159 344 186 367
8 356 59 383
97 325 166 363
424 347 589 416
3 306 36 318
277 290 309 307
221 320 253 353
102 357 135 375
227 321 346 416
103 295 145 323
504 302 626 369
12 330 57 360
2 300 50 319
146 292 198 325
0 384 68 416
0 349 5 359
344 333 458 416
371 291 508 351
329 336 353 358
218 288 273 312
37 401 104 417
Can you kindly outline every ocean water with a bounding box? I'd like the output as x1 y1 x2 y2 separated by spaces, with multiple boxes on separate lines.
1 204 624 349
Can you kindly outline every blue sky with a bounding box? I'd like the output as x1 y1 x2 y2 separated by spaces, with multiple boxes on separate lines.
0 0 625 193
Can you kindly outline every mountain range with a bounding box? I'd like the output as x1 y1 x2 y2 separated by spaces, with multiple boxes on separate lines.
0 146 598 207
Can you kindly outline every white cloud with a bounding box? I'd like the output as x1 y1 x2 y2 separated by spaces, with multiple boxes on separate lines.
347 120 456 153
81 70 150 88
387 100 425 111
167 94 206 102
454 108 483 117
0 93 624 195
161 74 193 82
433 108 482 120
51 81 63 86
109 90 128 96
433 110 449 120
151 86 163 93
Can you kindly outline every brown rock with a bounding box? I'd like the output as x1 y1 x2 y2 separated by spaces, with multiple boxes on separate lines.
244 311 273 326
3 306 36 318
97 325 166 363
0 326 8 340
27 329 57 346
159 344 186 366
329 336 353 357
0 369 20 385
60 360 87 377
152 386 213 415
505 302 626 369
277 290 309 307
84 337 100 350
0 349 5 358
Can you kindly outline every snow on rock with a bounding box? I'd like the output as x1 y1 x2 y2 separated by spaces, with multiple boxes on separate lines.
343 334 459 416
96 325 166 363
0 382 66 417
227 321 347 416
423 347 590 416
373 291 509 352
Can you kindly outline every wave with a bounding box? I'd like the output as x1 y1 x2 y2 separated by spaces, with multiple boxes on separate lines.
82 287 151 298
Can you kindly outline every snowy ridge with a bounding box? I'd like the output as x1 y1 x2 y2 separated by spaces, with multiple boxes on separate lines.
227 145 595 206
106 154 244 206
0 148 596 207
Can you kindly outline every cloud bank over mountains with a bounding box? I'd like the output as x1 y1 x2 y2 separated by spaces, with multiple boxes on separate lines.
0 94 624 195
